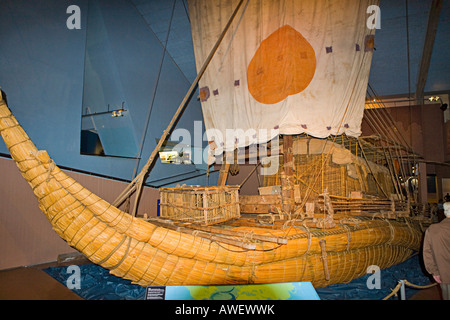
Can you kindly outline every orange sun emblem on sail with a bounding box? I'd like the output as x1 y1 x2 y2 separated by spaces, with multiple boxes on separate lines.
247 25 316 105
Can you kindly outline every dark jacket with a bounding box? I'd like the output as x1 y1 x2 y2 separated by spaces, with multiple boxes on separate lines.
423 218 450 283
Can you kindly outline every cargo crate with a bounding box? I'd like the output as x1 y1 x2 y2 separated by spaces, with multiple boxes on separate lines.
159 185 240 225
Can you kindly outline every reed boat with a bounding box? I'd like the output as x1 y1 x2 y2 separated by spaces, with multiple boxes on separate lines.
0 0 429 289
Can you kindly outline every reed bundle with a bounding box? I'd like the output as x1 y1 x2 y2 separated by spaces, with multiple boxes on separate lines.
0 93 423 288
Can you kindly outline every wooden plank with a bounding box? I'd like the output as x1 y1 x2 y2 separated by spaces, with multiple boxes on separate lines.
240 194 284 213
217 152 233 186
240 194 282 204
217 163 231 185
240 203 282 214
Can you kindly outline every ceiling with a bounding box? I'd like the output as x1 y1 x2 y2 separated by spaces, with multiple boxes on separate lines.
130 0 450 100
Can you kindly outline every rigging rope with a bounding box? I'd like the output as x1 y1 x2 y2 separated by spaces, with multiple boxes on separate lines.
131 0 177 184
365 83 421 203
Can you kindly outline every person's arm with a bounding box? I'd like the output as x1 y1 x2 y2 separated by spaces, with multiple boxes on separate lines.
423 228 440 280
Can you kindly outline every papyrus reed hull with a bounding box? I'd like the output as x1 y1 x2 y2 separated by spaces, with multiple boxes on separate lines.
0 93 423 287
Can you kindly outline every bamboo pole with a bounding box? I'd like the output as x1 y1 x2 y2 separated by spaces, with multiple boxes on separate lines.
149 219 256 250
319 239 330 281
281 135 295 214
178 222 288 245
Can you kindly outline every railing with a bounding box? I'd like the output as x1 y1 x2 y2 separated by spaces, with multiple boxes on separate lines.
382 279 438 300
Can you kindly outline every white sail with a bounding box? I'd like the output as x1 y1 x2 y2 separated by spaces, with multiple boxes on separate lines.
188 0 378 154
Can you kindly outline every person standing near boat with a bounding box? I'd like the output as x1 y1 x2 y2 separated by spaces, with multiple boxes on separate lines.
423 202 450 300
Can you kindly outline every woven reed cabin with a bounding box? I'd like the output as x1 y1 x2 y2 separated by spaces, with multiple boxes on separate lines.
1 0 450 300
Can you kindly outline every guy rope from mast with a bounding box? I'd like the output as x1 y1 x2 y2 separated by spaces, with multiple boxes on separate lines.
112 0 246 216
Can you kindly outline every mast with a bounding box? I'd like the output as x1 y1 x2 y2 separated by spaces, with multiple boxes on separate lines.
281 135 295 215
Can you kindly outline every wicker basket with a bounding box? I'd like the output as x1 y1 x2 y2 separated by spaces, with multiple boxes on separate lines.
159 185 240 225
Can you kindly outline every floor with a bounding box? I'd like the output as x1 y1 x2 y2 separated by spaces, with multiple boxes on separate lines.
409 285 442 300
0 266 83 300
0 263 443 300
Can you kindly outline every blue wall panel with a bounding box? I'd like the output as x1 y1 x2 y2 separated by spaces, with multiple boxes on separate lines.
0 0 216 187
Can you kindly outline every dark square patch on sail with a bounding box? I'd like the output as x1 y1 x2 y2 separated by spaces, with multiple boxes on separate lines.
199 87 210 102
365 35 375 52
326 46 333 54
